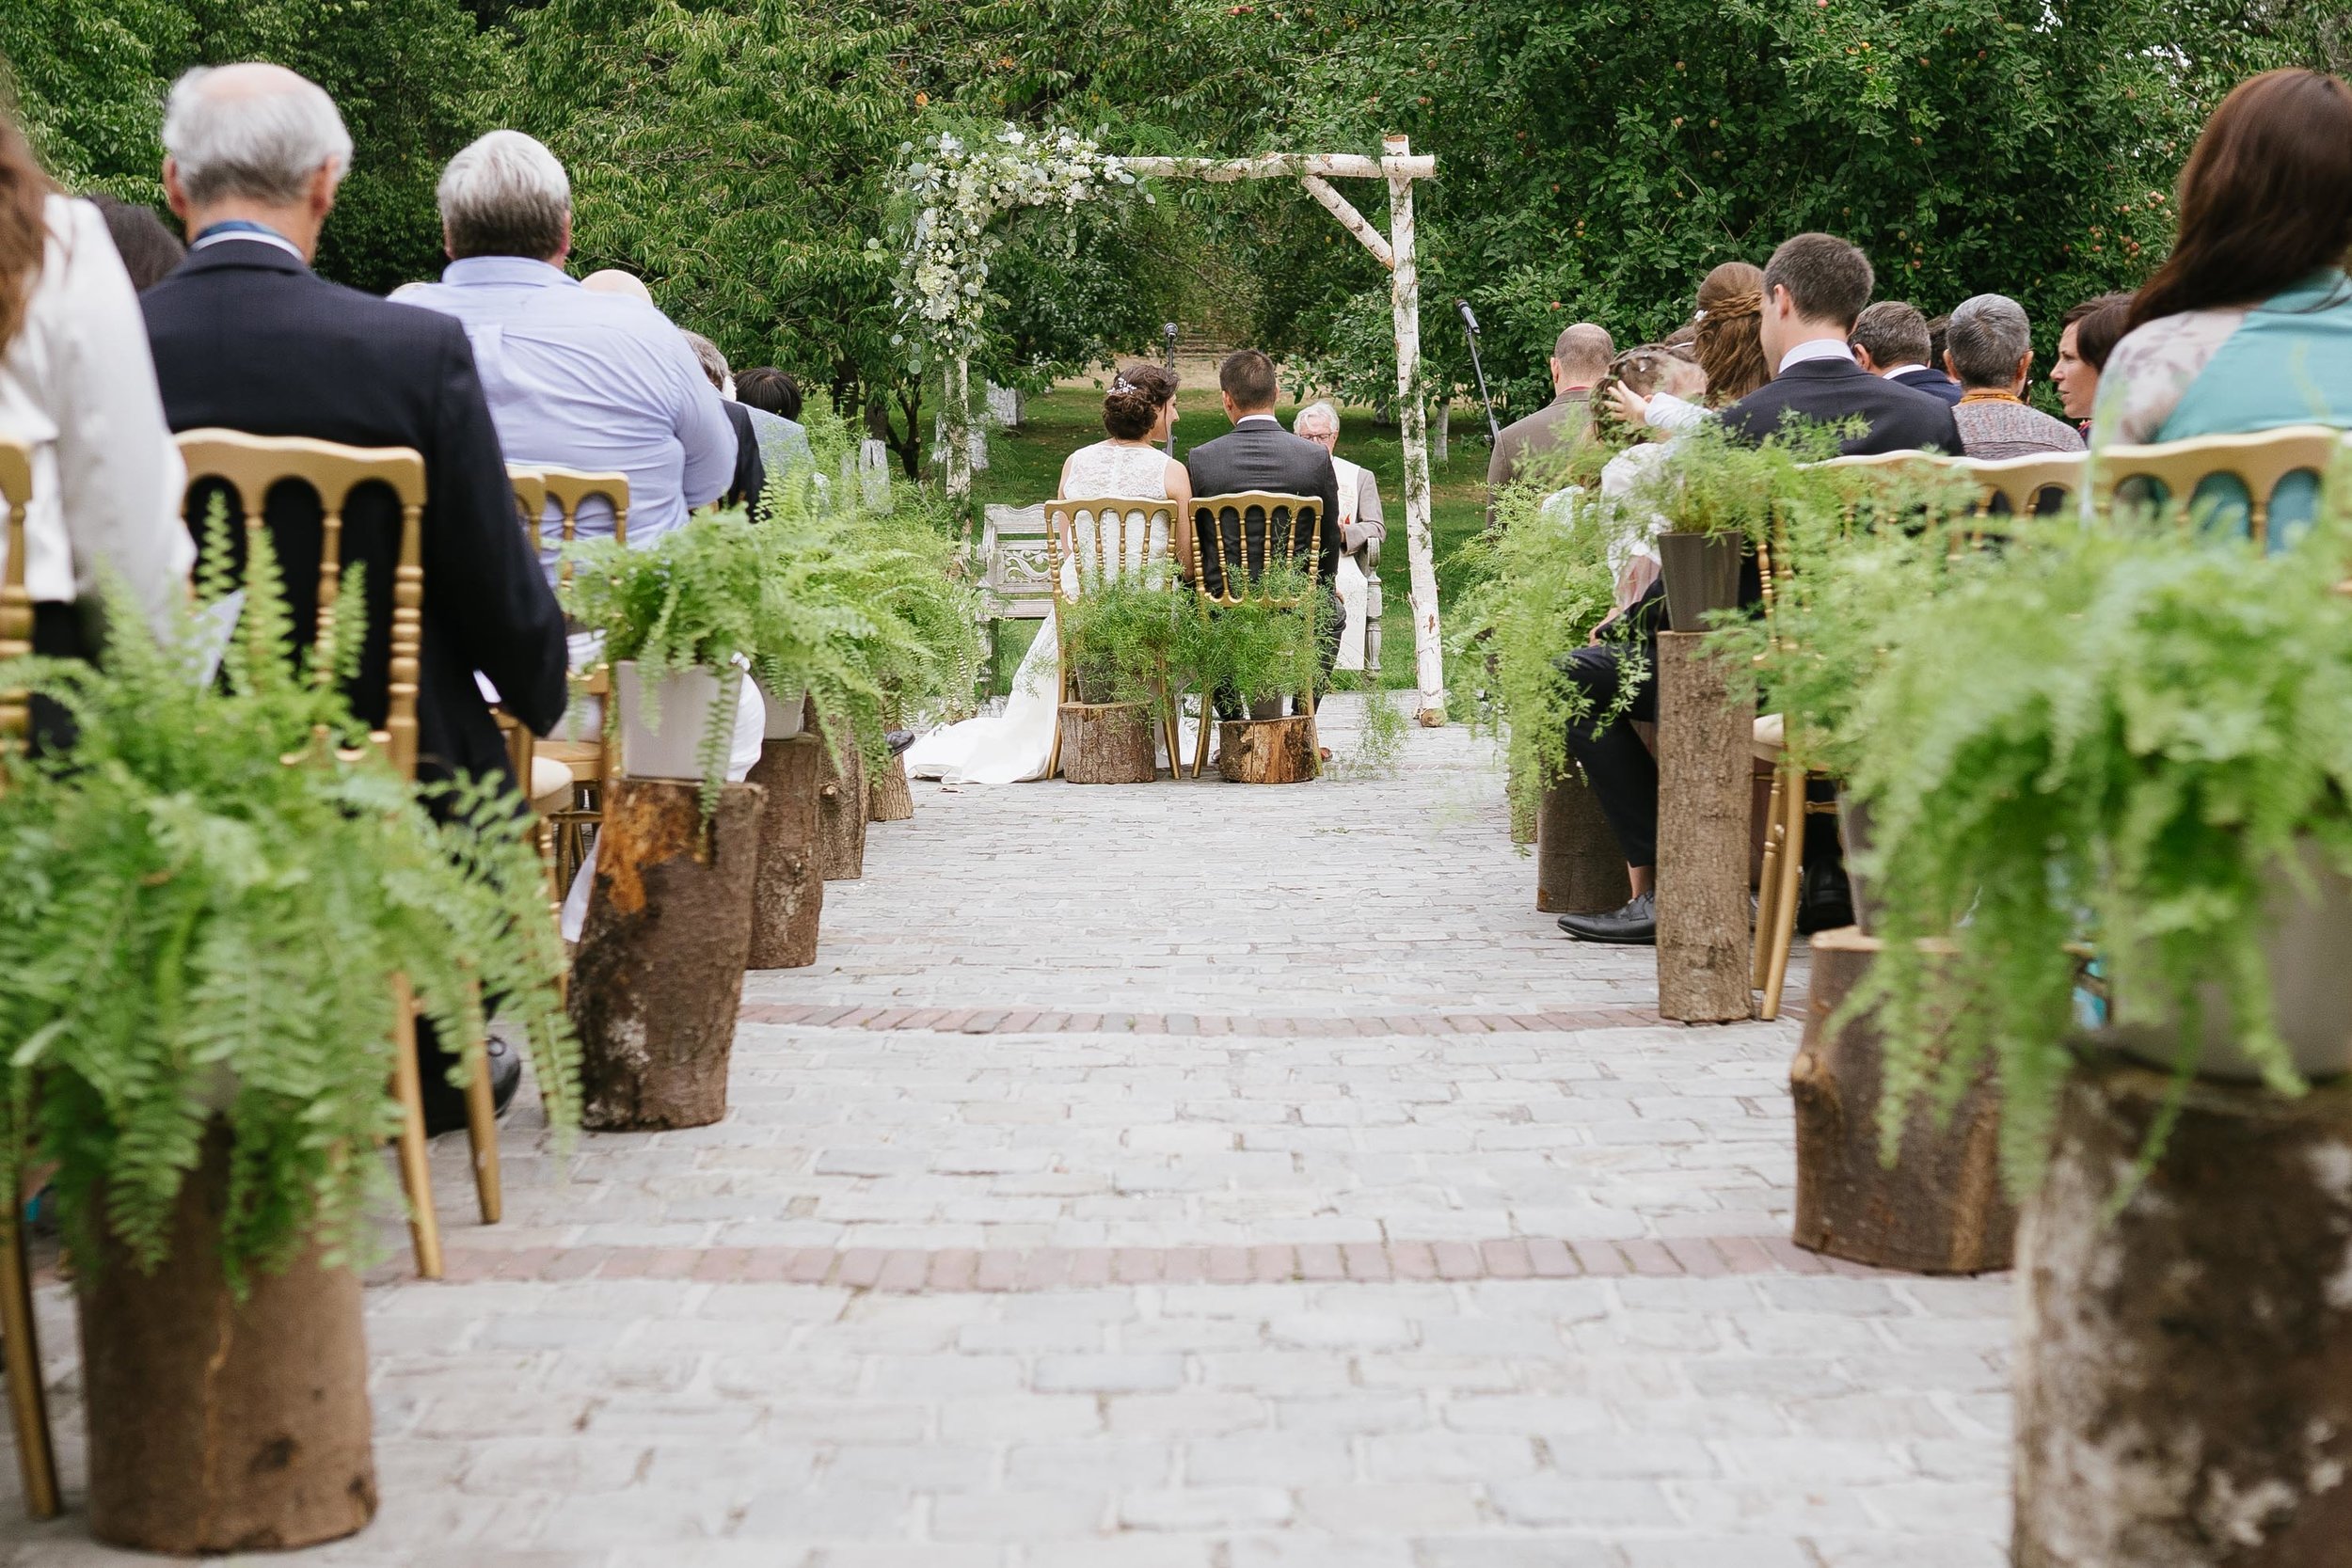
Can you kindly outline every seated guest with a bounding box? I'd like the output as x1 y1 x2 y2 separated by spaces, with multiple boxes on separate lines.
2051 291 2133 428
404 133 735 568
1943 293 2085 458
580 267 652 303
1596 347 1709 611
738 365 803 422
87 192 186 292
1291 401 1385 671
1558 234 1955 947
1850 300 1962 404
729 365 816 492
1184 350 1344 705
1486 322 1612 525
1606 262 1769 433
679 329 766 516
142 64 568 1131
2102 68 2352 480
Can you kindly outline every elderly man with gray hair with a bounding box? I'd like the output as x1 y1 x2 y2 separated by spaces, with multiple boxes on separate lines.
1291 400 1384 672
1943 293 2086 460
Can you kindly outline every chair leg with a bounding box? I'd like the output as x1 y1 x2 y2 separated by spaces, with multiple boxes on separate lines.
1043 659 1067 781
0 1173 57 1520
389 974 443 1279
1753 770 1788 991
1193 695 1215 778
1759 768 1807 1022
463 1040 502 1227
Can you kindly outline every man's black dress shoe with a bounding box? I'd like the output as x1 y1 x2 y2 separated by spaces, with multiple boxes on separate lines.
422 1035 523 1137
1796 858 1854 935
1558 891 1658 945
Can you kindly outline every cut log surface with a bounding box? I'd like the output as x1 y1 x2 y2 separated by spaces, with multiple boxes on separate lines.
810 701 867 880
2016 1058 2352 1566
1536 773 1631 914
1216 715 1318 784
570 778 763 1130
1790 928 2013 1274
81 1125 374 1555
1060 702 1157 784
1655 631 1752 1022
868 752 915 820
745 735 824 970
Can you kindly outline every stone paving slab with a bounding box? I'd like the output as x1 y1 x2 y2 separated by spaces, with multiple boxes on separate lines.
0 697 2008 1565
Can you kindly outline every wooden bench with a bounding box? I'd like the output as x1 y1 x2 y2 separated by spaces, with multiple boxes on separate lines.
978 500 1056 672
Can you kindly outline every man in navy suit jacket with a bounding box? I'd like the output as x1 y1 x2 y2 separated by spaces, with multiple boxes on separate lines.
1851 300 1964 406
1557 234 1959 946
143 63 568 1129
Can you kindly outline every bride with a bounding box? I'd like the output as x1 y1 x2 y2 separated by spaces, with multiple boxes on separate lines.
909 364 1193 784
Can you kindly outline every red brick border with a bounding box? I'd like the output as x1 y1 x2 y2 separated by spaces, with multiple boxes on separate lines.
737 1003 1673 1037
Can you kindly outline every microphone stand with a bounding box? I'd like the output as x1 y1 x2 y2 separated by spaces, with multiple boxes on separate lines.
1161 322 1180 456
1457 300 1502 444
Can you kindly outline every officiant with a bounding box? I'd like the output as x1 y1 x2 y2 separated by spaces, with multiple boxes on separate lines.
1291 402 1384 672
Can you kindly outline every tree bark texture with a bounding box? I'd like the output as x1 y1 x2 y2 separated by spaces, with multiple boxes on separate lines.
745 736 824 971
2014 1057 2352 1567
811 703 867 881
1790 928 2013 1273
570 778 763 1130
867 752 914 821
1536 773 1631 914
1217 715 1319 784
1655 631 1753 1022
1060 702 1157 784
80 1125 374 1555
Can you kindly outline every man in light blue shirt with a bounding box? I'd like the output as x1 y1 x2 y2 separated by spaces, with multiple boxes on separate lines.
403 131 734 571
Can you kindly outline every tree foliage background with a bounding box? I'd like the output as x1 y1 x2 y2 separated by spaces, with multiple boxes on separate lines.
3 0 2334 435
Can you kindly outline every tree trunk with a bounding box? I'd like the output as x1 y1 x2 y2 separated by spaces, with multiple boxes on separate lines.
1790 928 2013 1273
1216 716 1318 784
2015 1057 2352 1566
867 752 914 820
1432 398 1450 466
1061 702 1157 784
1536 773 1631 914
1383 135 1446 724
808 700 867 881
745 736 823 970
569 778 763 1130
80 1124 374 1555
1655 631 1752 1022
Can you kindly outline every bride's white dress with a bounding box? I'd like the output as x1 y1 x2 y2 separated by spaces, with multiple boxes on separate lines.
909 440 1171 784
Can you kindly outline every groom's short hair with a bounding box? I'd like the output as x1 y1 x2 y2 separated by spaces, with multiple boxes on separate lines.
1219 350 1279 413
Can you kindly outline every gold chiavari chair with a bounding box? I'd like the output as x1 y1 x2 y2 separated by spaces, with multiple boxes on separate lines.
1186 491 1326 780
532 467 628 890
1042 495 1183 779
1954 451 2088 522
2090 423 2344 547
175 429 501 1276
0 436 59 1519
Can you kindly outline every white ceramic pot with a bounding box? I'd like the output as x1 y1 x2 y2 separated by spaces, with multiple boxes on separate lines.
2111 839 2352 1082
613 661 739 783
760 684 809 740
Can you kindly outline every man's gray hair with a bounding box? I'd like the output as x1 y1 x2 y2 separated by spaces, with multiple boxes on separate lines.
680 330 729 392
162 64 352 207
438 131 571 261
1293 400 1341 437
1946 293 2034 388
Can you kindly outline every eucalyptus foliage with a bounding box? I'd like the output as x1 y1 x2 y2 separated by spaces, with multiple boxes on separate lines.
0 521 577 1288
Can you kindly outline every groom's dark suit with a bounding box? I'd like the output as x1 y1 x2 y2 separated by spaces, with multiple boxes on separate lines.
1182 414 1343 596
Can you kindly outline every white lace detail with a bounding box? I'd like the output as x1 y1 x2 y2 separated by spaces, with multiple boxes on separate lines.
1061 440 1170 502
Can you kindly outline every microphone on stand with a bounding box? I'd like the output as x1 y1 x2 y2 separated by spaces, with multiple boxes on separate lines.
1457 300 1502 444
1161 322 1180 455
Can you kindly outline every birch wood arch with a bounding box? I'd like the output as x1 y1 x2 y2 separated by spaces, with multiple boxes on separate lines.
916 135 1446 723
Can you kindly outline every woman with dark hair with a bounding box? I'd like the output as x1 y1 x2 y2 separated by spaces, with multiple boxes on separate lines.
87 192 186 291
735 365 803 422
2102 69 2352 452
0 115 193 683
908 362 1191 784
2051 291 2133 424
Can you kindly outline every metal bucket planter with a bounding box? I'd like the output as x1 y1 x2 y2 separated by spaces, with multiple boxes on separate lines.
613 662 739 783
1658 530 1744 632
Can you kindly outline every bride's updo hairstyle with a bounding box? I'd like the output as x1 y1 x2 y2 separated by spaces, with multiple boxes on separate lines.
1103 363 1178 439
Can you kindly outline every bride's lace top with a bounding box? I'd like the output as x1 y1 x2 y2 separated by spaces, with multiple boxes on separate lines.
1063 440 1171 501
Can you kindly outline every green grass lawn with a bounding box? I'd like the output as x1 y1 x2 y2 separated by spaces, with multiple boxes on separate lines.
969 386 1487 693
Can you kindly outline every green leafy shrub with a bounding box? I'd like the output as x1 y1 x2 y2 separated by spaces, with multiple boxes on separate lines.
0 522 578 1289
1176 562 1327 713
1057 559 1182 706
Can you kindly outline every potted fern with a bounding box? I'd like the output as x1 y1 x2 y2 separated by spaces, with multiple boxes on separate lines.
1841 478 2352 1562
0 529 576 1555
1056 558 1180 784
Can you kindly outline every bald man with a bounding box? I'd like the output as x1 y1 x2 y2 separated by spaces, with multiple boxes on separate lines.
1486 321 1613 527
580 267 653 303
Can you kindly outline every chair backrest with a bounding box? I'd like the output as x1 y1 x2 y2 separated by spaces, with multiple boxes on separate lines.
175 429 428 780
508 467 548 536
1955 451 2087 519
980 501 1056 621
0 438 31 750
2090 423 2343 545
1043 497 1178 605
1189 491 1323 608
537 467 629 589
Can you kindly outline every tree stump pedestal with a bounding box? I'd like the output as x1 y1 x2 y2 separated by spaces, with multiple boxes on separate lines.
80 1126 373 1554
1536 772 1630 914
867 752 914 821
1060 702 1157 784
1790 927 2012 1273
811 703 866 880
2014 1056 2352 1566
746 735 824 970
570 778 763 1130
1655 631 1751 1022
1216 715 1318 784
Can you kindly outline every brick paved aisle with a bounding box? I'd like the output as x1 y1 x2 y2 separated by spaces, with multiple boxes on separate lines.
0 696 2010 1567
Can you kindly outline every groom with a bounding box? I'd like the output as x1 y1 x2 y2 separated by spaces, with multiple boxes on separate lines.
1183 350 1345 701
